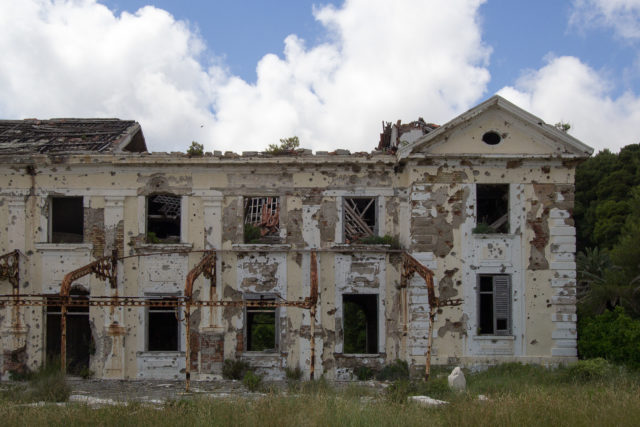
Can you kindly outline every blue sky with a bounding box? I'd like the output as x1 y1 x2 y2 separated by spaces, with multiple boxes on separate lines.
1 0 640 153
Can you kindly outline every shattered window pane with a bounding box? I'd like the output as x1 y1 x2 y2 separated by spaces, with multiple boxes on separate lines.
343 197 376 243
50 197 83 243
243 197 280 243
147 194 181 243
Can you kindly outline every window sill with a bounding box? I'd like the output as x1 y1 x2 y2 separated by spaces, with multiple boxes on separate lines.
335 353 386 358
35 243 93 251
137 351 185 356
473 335 515 341
134 243 193 254
232 244 291 252
471 233 518 239
330 243 397 252
241 351 279 357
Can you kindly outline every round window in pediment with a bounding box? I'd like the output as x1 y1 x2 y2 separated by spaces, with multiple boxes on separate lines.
482 131 502 145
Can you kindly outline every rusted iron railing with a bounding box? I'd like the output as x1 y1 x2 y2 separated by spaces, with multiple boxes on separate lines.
401 252 463 381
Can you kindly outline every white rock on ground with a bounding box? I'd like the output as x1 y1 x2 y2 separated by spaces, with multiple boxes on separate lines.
408 395 448 406
447 366 466 391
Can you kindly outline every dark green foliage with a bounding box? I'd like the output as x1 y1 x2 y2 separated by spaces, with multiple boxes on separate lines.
186 141 204 157
265 136 300 154
248 311 275 351
565 358 615 381
343 301 367 354
242 370 263 392
8 361 71 402
472 223 497 234
354 234 401 249
354 365 375 381
575 144 640 251
222 359 251 380
243 224 262 243
578 307 640 369
376 359 409 381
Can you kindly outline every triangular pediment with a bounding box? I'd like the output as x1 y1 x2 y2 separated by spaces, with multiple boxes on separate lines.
397 96 593 160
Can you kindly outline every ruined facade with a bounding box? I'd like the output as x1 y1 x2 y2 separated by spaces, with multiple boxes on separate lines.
0 96 593 381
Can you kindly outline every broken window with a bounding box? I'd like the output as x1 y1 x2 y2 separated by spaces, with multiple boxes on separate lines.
245 295 277 352
343 197 376 243
147 194 181 243
147 297 179 351
343 294 378 354
50 196 83 243
478 275 511 335
476 184 509 233
243 197 280 243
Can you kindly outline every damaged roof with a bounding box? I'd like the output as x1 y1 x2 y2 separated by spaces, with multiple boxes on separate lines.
0 118 147 154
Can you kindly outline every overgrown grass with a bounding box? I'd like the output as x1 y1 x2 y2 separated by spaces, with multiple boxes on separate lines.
1 361 70 403
0 362 639 426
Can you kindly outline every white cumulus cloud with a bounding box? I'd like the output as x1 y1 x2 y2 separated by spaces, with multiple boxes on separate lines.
570 0 640 40
0 0 491 152
498 56 640 152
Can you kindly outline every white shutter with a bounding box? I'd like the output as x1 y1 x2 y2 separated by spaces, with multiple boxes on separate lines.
493 275 511 335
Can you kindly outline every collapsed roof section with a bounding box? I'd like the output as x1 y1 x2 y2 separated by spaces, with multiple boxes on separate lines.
0 118 147 155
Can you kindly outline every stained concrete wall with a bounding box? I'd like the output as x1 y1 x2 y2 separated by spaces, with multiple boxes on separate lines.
0 105 587 380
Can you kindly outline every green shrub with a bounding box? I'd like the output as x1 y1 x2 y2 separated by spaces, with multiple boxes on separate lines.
242 370 263 392
472 223 496 234
578 306 640 369
566 358 614 382
385 379 413 403
186 141 204 157
244 224 262 243
354 365 375 381
79 367 95 379
285 365 303 381
22 362 71 402
222 359 251 380
376 359 410 381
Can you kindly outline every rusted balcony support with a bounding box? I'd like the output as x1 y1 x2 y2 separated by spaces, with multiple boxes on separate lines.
183 250 216 392
401 252 463 381
59 249 118 373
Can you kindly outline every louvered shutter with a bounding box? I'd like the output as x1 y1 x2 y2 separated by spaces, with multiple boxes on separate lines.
493 275 511 335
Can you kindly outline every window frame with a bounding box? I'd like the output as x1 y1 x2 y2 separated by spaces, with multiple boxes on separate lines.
49 196 84 244
146 194 182 244
146 296 181 352
341 293 379 354
242 196 281 244
477 274 512 336
342 196 378 243
475 184 510 234
243 293 279 353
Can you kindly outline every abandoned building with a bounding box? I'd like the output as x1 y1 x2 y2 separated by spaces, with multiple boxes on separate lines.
0 95 593 382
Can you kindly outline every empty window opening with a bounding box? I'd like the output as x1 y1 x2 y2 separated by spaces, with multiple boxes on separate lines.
343 197 376 243
147 194 181 243
46 287 92 374
343 294 378 354
243 197 280 243
147 297 179 351
476 184 509 233
478 275 511 335
245 297 276 352
50 196 83 243
482 131 502 145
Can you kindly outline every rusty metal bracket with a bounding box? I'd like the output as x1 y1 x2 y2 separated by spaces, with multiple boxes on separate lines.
0 250 20 289
401 251 463 381
183 250 216 392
